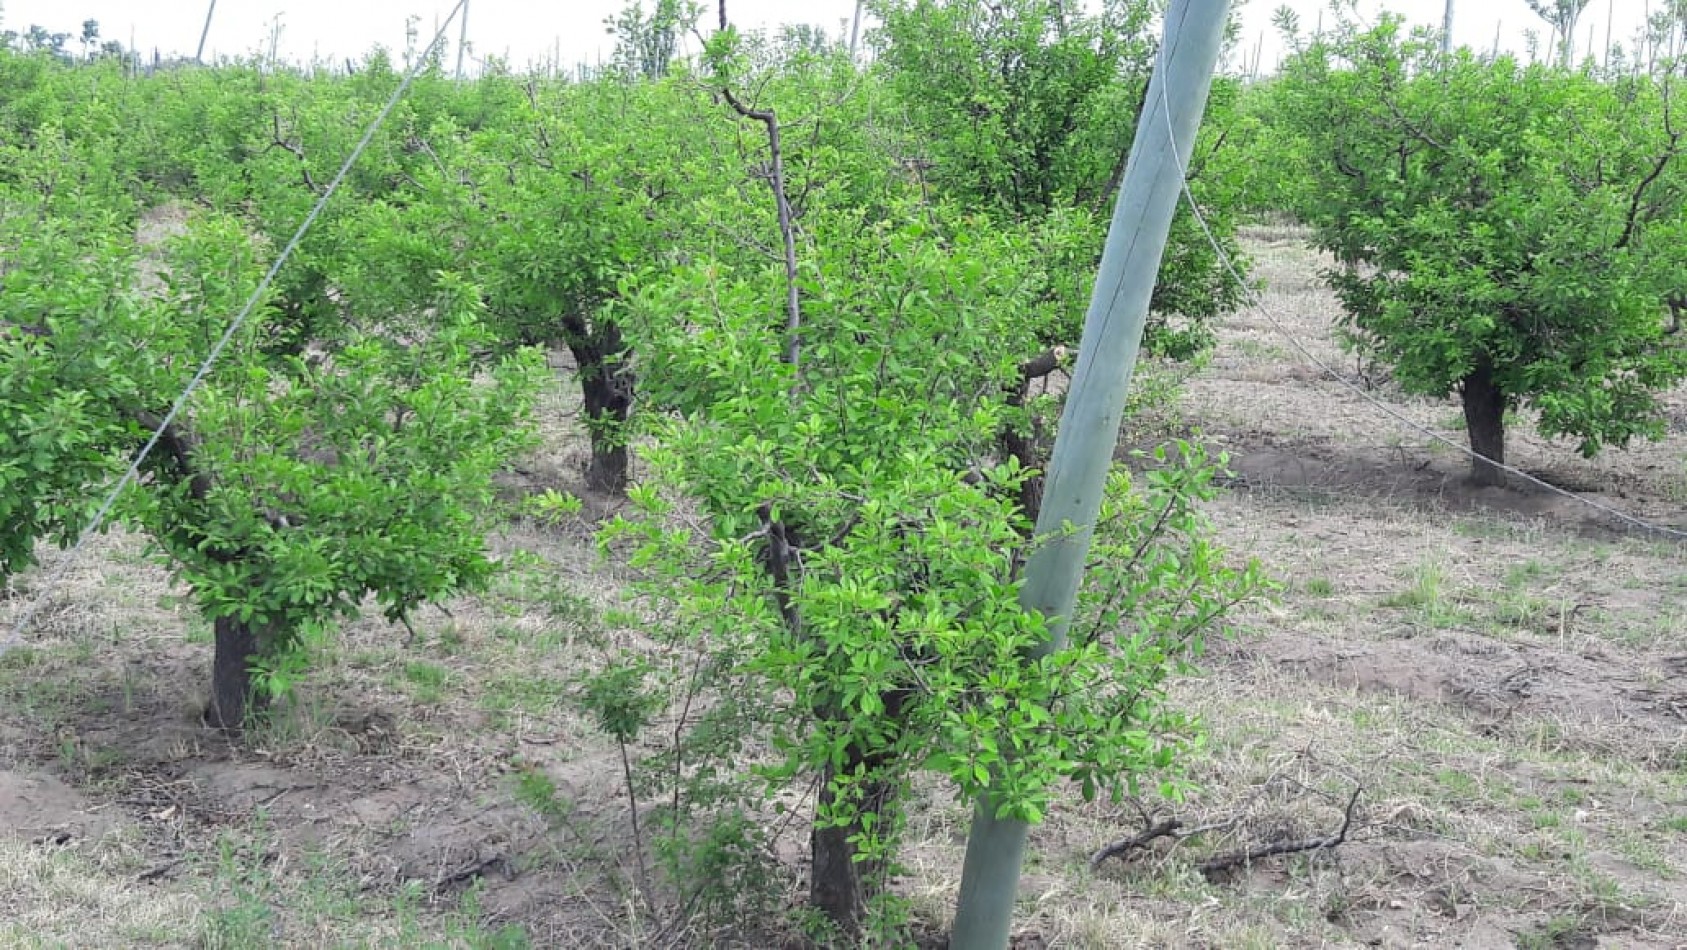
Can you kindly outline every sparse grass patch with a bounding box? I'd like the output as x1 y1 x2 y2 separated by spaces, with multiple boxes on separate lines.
435 623 466 655
1661 463 1687 505
347 647 396 670
1489 588 1557 633
1450 516 1546 543
1515 914 1592 950
1613 832 1677 878
400 660 449 704
1432 767 1481 799
0 835 205 946
1380 559 1446 609
1380 559 1474 628
184 619 214 645
0 644 41 671
1231 337 1290 360
480 672 570 722
511 761 573 824
1504 559 1552 588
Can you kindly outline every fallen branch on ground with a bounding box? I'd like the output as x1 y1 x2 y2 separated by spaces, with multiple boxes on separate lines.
1196 786 1364 880
1090 782 1366 880
1088 817 1185 868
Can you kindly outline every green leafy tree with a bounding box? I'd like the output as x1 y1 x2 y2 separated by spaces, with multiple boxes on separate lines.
0 207 142 579
129 59 681 498
0 60 148 580
0 50 547 725
122 216 543 728
22 25 71 58
406 79 691 493
611 209 1258 939
594 38 1259 934
871 0 1248 362
1277 18 1687 486
1526 0 1593 67
606 1 700 79
872 0 1156 216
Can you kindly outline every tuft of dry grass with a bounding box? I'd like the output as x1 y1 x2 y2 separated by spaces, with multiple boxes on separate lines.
0 833 205 947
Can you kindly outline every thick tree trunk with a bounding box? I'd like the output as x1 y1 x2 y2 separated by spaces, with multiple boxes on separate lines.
809 682 908 937
580 373 631 494
566 324 633 495
756 501 905 936
810 762 868 937
999 419 1045 523
1460 360 1509 488
809 756 897 939
205 615 270 732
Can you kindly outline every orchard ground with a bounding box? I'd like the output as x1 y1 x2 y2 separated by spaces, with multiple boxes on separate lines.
2 225 1684 948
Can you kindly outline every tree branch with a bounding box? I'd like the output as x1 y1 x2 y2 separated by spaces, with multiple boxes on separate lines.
1017 347 1067 382
722 86 802 372
268 112 323 195
1196 786 1364 880
1183 126 1231 184
997 347 1072 523
0 321 50 340
132 409 214 504
757 501 802 635
1089 818 1185 868
1613 131 1680 251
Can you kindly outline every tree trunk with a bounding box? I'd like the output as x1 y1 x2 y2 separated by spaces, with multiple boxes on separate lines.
205 615 270 732
1460 360 1508 488
810 762 868 937
998 350 1062 525
809 754 897 940
808 676 907 938
567 324 633 495
999 419 1045 524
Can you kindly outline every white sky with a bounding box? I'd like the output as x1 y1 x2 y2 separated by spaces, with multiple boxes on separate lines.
0 1 1653 75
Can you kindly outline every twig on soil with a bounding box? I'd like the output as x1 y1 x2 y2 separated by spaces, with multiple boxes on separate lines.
433 853 513 892
1092 770 1368 880
1196 786 1364 881
1092 747 1320 870
1089 814 1243 869
1089 818 1185 868
137 856 187 882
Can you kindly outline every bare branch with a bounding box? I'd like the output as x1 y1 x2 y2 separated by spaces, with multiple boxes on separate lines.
268 112 323 195
1089 818 1185 868
1196 786 1364 880
757 501 802 635
0 321 50 340
1614 130 1680 250
722 86 803 372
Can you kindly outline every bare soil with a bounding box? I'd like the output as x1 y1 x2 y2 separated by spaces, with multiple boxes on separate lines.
3 227 1684 948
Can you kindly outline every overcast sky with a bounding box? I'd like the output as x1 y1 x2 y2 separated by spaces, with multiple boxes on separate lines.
0 1 1653 75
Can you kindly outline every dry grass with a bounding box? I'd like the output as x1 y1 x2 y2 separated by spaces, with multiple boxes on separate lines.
3 229 1686 948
